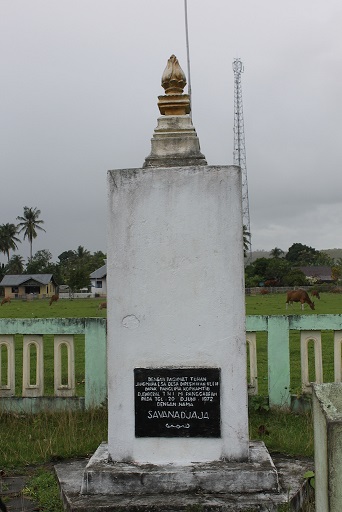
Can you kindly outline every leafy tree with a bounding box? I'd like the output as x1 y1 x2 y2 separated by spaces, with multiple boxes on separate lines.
58 250 75 264
245 257 291 286
269 247 285 259
265 258 291 282
0 262 7 282
91 251 107 269
285 243 320 266
282 268 308 287
331 266 341 282
251 258 270 278
58 246 91 291
315 251 334 266
56 247 106 292
26 249 54 274
6 254 25 274
0 223 21 261
17 206 46 260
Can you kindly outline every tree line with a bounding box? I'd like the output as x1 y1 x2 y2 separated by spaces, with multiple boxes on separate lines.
0 206 106 291
2 212 341 291
245 242 342 287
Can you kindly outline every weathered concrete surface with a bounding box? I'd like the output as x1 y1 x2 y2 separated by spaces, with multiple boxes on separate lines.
143 115 207 168
80 442 278 495
313 382 342 511
107 165 248 464
55 453 314 511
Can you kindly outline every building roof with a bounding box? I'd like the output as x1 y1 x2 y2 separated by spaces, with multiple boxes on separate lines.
0 274 57 287
297 266 332 281
90 264 107 279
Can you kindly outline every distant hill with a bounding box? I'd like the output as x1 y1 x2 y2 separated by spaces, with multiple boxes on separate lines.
250 248 342 263
321 248 342 261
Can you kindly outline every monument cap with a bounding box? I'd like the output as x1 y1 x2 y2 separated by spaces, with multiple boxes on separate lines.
143 55 207 168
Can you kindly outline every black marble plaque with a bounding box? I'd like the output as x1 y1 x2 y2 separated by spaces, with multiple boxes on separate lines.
134 368 220 438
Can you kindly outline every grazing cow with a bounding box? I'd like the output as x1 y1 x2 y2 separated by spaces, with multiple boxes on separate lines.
312 290 320 300
49 294 59 306
264 278 280 287
98 302 107 310
286 289 315 310
1 297 11 306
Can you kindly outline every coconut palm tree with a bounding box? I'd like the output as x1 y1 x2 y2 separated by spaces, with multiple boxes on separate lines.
269 247 285 259
6 254 25 274
0 223 21 261
243 225 251 258
16 206 46 260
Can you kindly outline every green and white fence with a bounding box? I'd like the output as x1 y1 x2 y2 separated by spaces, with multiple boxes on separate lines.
1 314 342 412
0 318 106 413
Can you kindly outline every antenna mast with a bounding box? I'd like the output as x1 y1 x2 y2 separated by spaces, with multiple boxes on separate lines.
233 58 251 261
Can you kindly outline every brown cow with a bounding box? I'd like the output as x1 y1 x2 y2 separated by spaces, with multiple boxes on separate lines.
1 297 11 306
286 289 315 310
312 290 320 300
49 294 59 306
98 302 107 310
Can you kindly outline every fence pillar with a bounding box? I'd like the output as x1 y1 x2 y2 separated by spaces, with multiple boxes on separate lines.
85 319 107 409
267 316 291 407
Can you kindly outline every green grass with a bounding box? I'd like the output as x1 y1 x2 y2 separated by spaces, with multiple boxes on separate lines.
0 297 107 319
246 289 342 315
249 406 314 457
0 292 327 511
23 469 65 512
0 408 107 469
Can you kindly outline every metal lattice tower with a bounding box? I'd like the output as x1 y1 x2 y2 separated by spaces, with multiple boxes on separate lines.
233 58 251 260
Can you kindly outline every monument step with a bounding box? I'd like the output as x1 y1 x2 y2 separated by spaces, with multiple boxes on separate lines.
55 454 313 512
80 442 278 496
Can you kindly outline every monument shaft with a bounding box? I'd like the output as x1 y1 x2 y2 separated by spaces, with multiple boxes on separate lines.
107 164 249 464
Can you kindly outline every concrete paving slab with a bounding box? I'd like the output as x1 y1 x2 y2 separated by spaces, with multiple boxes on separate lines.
0 475 40 512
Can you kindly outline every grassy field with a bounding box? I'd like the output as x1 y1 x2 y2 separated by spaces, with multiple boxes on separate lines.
246 291 342 396
0 297 107 319
246 289 342 315
0 294 321 510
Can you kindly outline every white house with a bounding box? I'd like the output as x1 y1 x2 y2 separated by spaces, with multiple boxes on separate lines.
90 262 107 297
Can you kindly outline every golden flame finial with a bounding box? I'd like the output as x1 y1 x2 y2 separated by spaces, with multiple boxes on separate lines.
158 55 190 116
161 55 187 95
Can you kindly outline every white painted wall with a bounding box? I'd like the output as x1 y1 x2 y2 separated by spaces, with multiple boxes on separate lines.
90 278 107 297
107 165 248 464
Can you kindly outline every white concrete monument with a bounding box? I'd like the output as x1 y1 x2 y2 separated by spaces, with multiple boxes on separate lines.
56 55 311 511
106 54 249 465
80 55 277 493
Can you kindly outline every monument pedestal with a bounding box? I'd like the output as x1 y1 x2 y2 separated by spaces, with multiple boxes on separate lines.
80 442 278 496
56 451 312 511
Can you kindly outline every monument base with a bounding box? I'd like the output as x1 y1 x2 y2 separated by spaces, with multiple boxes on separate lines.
55 442 313 511
80 442 278 495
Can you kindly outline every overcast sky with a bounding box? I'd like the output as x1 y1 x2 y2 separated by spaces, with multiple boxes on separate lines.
1 0 342 264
